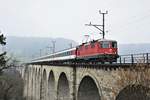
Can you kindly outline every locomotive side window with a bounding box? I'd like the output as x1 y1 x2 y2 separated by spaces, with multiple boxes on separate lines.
112 42 117 48
100 41 109 48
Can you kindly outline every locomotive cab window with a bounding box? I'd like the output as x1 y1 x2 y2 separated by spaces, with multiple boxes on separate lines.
112 42 117 48
100 41 109 48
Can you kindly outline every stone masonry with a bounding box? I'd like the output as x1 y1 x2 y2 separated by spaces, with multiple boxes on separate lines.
22 64 150 100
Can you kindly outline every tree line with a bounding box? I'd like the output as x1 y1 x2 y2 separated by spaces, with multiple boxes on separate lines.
0 34 24 100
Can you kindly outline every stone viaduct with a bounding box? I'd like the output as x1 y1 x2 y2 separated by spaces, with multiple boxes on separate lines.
21 64 150 100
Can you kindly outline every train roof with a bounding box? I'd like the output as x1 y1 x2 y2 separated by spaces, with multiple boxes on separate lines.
79 38 117 46
32 47 76 61
97 38 117 42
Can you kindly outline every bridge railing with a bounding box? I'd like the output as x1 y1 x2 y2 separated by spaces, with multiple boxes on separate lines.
117 53 150 64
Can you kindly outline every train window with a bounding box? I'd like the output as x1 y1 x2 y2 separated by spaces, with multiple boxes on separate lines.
65 52 66 56
112 42 117 48
100 41 109 48
65 52 67 56
67 52 69 55
68 51 70 55
68 52 70 55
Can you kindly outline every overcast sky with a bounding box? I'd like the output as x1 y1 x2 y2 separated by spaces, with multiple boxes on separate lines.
0 0 150 43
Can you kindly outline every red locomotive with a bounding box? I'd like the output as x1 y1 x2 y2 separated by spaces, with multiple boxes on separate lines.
32 11 119 64
76 39 118 63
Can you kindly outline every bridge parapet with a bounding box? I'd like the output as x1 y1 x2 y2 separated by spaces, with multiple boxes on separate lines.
118 53 150 64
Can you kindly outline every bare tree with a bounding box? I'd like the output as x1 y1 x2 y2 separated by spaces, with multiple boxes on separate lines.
0 34 7 73
0 34 24 100
0 69 24 100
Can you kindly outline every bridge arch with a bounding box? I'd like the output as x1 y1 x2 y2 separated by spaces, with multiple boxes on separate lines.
34 68 38 100
41 69 47 100
24 66 29 84
37 68 41 100
57 72 70 100
24 66 30 99
30 67 35 100
77 75 101 100
48 70 55 100
24 66 29 78
32 67 36 99
116 84 150 100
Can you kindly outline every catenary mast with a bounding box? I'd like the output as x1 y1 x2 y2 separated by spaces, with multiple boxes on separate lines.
85 10 108 39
